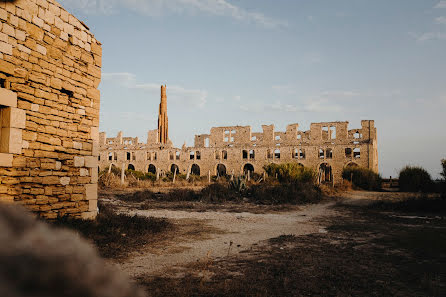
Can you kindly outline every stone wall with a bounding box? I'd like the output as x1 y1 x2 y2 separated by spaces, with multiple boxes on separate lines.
0 0 101 219
99 120 378 184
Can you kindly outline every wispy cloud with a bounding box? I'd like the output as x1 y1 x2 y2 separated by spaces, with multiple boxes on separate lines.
415 32 446 41
102 72 208 108
240 99 343 114
60 0 287 28
435 1 446 8
435 16 446 24
272 86 362 99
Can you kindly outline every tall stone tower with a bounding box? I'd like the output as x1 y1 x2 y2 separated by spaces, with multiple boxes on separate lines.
158 85 169 144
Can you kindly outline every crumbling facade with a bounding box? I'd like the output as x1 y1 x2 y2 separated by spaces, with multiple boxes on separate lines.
0 0 101 219
99 87 378 184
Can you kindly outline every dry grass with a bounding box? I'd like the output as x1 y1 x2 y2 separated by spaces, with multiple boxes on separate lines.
50 203 172 259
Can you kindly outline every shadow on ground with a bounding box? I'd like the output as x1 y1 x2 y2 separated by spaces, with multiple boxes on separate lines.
138 198 446 297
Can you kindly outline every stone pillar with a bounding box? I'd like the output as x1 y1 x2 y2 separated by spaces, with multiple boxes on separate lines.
158 85 169 144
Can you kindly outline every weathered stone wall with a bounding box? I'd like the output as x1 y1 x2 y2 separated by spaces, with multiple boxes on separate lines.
0 0 101 219
99 120 378 184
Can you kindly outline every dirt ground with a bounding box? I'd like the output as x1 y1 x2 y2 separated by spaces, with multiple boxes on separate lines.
100 190 446 296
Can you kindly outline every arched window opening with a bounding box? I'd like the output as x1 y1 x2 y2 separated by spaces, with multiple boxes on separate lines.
222 150 228 160
196 151 201 160
354 148 361 158
243 163 254 175
176 151 180 160
127 164 135 171
274 149 280 159
242 150 248 159
190 151 195 160
126 152 131 161
249 150 255 159
148 164 156 174
108 152 112 161
171 164 179 174
318 163 332 184
190 164 200 176
217 164 227 176
326 148 333 159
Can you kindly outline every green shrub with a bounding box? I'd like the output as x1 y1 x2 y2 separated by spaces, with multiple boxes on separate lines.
399 166 433 193
125 169 156 181
229 177 247 193
263 163 316 184
248 182 322 205
342 167 382 191
200 183 240 202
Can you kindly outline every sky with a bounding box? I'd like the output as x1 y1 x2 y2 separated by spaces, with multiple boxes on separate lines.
58 0 446 178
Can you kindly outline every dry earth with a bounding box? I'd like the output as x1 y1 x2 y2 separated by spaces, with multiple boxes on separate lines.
111 200 337 278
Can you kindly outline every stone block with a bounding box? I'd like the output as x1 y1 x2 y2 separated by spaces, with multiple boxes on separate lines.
0 88 17 107
91 167 98 183
1 107 26 129
85 183 97 201
60 176 70 186
0 59 15 75
0 41 12 55
88 199 97 211
0 128 22 154
0 153 13 167
73 156 84 167
84 156 97 168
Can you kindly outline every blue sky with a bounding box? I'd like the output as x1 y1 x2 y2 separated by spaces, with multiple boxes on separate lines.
59 0 446 178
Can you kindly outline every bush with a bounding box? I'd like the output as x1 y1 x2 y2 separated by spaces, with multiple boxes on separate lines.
399 166 433 193
126 169 156 181
263 163 316 184
200 183 240 202
248 182 322 205
342 167 382 191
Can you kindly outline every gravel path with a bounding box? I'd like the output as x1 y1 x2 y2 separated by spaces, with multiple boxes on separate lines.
114 201 337 277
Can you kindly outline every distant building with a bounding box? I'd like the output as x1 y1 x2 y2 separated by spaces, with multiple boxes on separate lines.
99 86 378 184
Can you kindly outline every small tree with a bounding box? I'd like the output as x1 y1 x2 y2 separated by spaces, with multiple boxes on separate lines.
441 159 446 198
399 166 433 193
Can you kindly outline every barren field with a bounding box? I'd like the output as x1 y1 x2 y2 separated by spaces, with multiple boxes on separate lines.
97 190 446 297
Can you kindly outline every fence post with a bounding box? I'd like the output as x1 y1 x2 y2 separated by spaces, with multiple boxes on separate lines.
173 168 177 183
121 164 125 184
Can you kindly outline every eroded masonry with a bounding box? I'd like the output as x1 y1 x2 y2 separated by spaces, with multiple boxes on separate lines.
99 86 378 184
0 0 101 219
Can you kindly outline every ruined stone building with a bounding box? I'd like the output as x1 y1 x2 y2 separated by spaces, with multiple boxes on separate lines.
99 86 378 184
0 0 101 219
